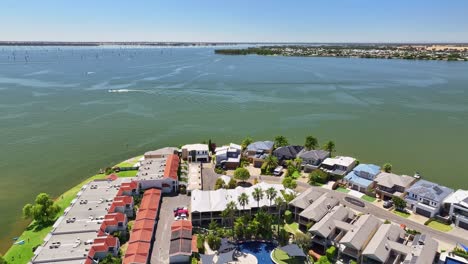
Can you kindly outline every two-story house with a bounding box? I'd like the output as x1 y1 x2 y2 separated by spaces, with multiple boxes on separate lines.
320 156 357 177
444 190 468 230
244 141 274 167
181 143 209 162
405 179 454 218
297 149 330 172
273 145 304 165
373 172 417 201
343 164 380 194
215 143 242 169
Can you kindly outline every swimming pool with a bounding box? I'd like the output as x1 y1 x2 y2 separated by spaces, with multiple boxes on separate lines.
238 242 276 264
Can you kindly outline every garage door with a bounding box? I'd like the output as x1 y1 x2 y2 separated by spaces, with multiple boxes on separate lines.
416 207 431 218
459 221 468 230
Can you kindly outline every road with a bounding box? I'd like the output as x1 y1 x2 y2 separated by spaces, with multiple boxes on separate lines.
150 194 190 264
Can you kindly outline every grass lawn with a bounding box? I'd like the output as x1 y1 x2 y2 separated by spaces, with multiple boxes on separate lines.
393 210 410 218
272 249 305 264
116 170 138 177
115 155 143 168
4 155 141 264
361 195 376 202
284 222 302 235
336 187 350 193
426 220 453 232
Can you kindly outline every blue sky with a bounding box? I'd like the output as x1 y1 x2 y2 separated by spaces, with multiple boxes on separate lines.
1 0 467 42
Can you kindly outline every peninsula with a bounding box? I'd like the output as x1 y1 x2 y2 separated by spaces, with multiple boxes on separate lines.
215 44 468 61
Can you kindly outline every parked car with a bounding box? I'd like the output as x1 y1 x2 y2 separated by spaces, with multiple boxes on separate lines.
273 166 283 176
383 200 394 209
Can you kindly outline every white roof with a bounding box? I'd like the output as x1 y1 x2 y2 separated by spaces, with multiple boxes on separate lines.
215 143 241 153
191 182 293 213
322 156 356 167
444 189 468 207
182 143 209 151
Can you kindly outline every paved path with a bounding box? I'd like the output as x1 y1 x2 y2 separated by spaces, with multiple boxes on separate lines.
202 163 222 190
150 194 190 264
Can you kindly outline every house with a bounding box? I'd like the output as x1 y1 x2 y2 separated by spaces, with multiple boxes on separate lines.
98 212 128 236
309 205 356 249
402 234 439 264
169 220 198 263
129 219 156 244
215 143 242 169
144 147 179 159
191 182 293 226
117 181 140 196
297 149 330 172
338 214 382 261
444 189 468 230
136 154 180 193
244 141 274 167
181 143 209 162
344 164 381 193
297 193 339 230
86 235 120 264
273 145 304 165
374 172 417 200
289 188 325 221
108 195 134 217
123 241 151 264
320 156 357 177
405 179 454 218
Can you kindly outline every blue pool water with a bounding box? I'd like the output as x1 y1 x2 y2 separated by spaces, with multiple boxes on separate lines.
446 258 467 264
238 242 276 264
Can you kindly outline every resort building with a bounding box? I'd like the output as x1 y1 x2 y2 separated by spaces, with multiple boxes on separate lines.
169 220 197 263
144 147 179 159
85 235 120 264
309 205 356 248
297 149 330 172
244 141 274 167
136 154 180 193
444 189 468 230
405 179 454 218
296 192 339 230
373 172 417 200
273 145 304 165
181 143 209 162
320 156 357 177
289 188 326 221
190 182 293 226
108 195 134 217
343 164 381 194
215 143 242 169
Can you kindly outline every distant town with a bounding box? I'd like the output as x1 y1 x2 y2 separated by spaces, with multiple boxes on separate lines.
215 44 468 61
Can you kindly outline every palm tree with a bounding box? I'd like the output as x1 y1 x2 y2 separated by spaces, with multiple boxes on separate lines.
305 135 319 150
274 196 287 232
252 187 264 209
222 201 237 227
274 135 289 148
238 193 249 215
263 155 279 173
265 187 278 206
323 140 336 155
383 163 392 173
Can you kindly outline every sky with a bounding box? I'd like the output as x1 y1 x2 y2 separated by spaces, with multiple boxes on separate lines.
1 0 467 43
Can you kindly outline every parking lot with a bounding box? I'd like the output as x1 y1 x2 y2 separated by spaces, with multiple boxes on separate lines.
150 194 190 264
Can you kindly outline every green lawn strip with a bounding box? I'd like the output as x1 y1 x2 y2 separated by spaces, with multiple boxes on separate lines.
272 248 304 264
361 195 376 202
115 155 143 168
4 155 140 263
427 220 453 232
393 210 410 218
336 187 350 193
284 222 302 235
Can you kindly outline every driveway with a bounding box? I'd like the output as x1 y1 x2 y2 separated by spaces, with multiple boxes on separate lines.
150 194 190 264
201 163 222 190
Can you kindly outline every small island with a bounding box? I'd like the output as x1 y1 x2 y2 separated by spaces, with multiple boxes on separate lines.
215 44 468 61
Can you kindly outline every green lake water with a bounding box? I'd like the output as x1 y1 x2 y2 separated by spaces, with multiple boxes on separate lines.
0 46 467 252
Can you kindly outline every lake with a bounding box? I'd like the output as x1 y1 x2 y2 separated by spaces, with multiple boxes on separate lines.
0 46 467 252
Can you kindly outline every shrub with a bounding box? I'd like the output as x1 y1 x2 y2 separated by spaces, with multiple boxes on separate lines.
234 167 250 182
453 247 468 258
350 261 358 264
317 256 331 264
284 210 292 223
197 235 205 254
228 178 237 189
207 233 221 250
326 246 337 260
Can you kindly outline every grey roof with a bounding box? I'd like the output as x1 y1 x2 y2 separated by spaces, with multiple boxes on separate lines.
362 224 405 263
407 179 454 202
289 188 325 210
309 205 354 238
299 193 339 222
403 234 438 264
280 244 306 258
273 145 304 160
216 249 235 264
297 149 330 161
200 254 215 264
246 141 274 152
340 214 381 250
144 147 178 157
374 172 416 189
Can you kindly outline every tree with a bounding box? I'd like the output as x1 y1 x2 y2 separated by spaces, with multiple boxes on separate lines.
222 201 237 227
234 167 250 183
214 178 225 190
317 256 332 264
274 135 289 148
392 196 407 211
228 178 237 189
100 254 121 264
282 177 297 189
252 187 264 208
326 246 337 260
265 187 277 206
207 233 221 250
23 193 61 225
322 140 336 155
305 135 319 150
241 137 253 150
383 163 392 173
295 232 312 250
238 193 249 211
308 169 329 185
275 196 287 232
263 155 279 174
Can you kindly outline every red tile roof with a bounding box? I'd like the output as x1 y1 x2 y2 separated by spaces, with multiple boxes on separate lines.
129 229 153 244
171 219 192 231
106 173 118 181
108 196 133 214
133 219 155 231
135 208 157 222
192 235 198 253
123 241 150 264
140 189 162 211
87 235 118 261
164 154 179 180
117 181 138 196
98 213 126 236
